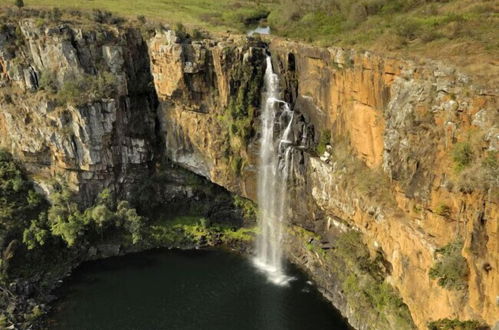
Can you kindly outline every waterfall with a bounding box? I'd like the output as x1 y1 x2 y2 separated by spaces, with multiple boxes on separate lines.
253 56 294 285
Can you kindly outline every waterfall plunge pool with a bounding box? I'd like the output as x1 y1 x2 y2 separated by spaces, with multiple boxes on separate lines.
48 248 350 330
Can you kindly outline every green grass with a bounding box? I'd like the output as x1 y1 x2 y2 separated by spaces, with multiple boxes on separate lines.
0 0 272 33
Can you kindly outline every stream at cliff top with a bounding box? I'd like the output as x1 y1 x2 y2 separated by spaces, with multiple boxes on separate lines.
48 249 350 330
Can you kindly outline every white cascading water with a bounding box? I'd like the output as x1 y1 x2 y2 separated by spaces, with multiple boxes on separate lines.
253 56 294 285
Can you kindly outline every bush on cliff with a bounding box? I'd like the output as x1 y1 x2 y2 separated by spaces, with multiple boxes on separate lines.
316 130 331 155
56 72 118 106
452 142 473 173
220 48 264 176
291 225 412 328
39 71 118 106
429 239 469 290
428 318 487 330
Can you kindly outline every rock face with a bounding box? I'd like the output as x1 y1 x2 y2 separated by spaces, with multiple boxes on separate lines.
0 19 158 204
268 39 497 329
148 33 498 329
0 18 497 330
149 32 265 198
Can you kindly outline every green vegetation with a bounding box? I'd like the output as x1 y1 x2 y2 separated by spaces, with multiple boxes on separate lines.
429 239 469 290
43 187 145 247
316 129 331 155
148 215 256 247
1 0 269 33
0 150 254 326
220 47 265 176
291 225 413 328
14 0 23 9
2 0 497 82
452 142 473 173
233 195 257 222
0 150 48 283
435 203 451 218
428 318 487 330
336 230 413 328
39 71 118 106
266 0 498 81
327 138 395 207
447 133 498 195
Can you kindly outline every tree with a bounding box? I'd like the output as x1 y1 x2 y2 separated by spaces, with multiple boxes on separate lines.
50 213 86 247
15 0 24 9
118 201 144 244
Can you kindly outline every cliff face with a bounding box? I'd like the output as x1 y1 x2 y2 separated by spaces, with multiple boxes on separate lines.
148 33 498 328
268 40 498 329
0 19 158 203
0 18 497 330
148 32 265 198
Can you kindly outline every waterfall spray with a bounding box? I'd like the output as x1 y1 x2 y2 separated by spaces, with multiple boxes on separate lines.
253 56 294 285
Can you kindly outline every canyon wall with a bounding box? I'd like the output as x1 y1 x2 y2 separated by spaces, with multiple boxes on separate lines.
269 40 498 329
148 32 498 329
0 18 497 329
0 20 158 204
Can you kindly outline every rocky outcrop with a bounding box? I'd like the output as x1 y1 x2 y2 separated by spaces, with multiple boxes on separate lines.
149 32 266 198
0 19 158 204
268 39 497 329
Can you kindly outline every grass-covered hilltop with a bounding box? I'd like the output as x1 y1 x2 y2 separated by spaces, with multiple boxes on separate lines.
1 0 498 83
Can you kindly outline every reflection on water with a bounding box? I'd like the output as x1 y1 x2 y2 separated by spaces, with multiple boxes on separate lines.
49 249 351 330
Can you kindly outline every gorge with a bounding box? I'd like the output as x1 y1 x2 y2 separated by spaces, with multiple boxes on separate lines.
0 9 497 330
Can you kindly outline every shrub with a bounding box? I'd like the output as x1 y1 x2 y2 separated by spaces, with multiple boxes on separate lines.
175 22 188 40
15 0 24 9
394 18 421 39
428 318 487 330
38 70 58 92
22 213 49 250
233 195 257 221
90 9 124 25
435 203 451 217
334 228 414 327
48 188 145 247
483 151 498 171
191 28 205 40
49 7 62 22
429 239 469 290
55 72 118 105
452 142 473 173
316 130 331 155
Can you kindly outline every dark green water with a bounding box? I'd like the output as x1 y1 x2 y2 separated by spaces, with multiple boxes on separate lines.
49 249 350 330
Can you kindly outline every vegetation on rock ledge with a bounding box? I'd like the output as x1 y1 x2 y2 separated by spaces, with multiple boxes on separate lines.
428 318 488 330
290 226 414 329
429 239 469 290
220 46 265 176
